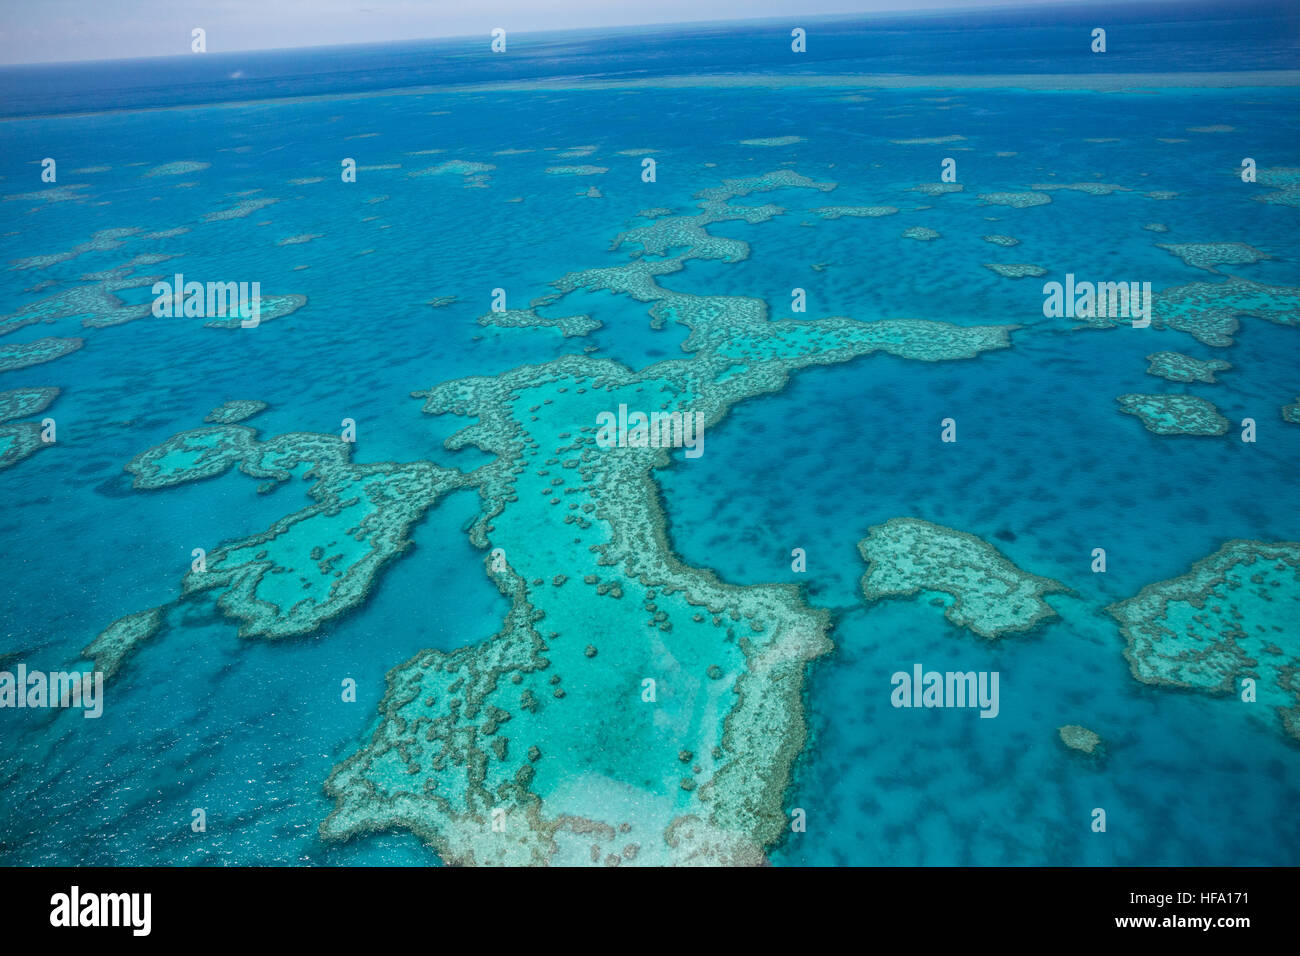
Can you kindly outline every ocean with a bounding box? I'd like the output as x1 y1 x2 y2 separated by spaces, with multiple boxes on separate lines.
0 0 1297 866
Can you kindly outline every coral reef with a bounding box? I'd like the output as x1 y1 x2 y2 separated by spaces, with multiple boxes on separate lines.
858 518 1068 639
478 309 600 338
204 400 269 424
316 171 1019 865
0 336 83 372
1109 541 1300 741
813 206 898 219
978 192 1051 208
1144 351 1231 384
984 263 1046 278
1156 242 1271 273
1058 724 1104 756
1116 393 1230 435
902 226 941 240
0 386 59 423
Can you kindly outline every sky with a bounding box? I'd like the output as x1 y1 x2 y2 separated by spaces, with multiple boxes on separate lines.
0 0 1131 66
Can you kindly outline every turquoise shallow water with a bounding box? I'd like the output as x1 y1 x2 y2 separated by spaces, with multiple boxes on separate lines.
1 21 1299 864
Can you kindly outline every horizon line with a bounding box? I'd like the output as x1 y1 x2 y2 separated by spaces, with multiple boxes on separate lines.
0 0 1185 69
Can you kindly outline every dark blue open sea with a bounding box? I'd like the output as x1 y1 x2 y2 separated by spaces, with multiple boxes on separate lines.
1 0 1297 865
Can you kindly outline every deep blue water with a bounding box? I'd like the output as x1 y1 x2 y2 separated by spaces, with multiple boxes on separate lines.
1 0 1298 118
